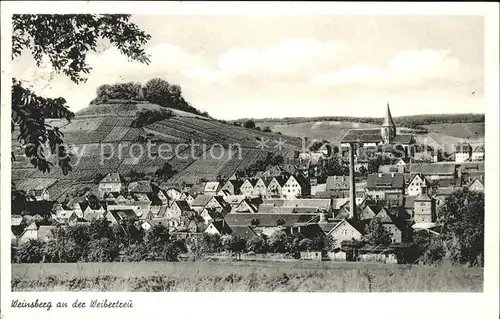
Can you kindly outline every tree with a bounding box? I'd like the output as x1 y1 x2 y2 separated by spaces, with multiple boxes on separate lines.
12 14 151 173
323 156 349 177
367 155 392 174
130 109 174 128
15 239 45 263
365 219 392 246
269 230 292 254
262 126 272 132
437 189 484 266
155 163 175 180
230 235 247 260
246 235 268 254
243 120 256 129
12 184 27 214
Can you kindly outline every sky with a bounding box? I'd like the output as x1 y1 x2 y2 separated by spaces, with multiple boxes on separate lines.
13 15 485 120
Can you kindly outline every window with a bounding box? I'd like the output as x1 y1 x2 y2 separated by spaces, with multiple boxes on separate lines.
342 229 348 236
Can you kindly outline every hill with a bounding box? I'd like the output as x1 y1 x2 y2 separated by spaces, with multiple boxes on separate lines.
255 120 485 149
12 102 303 201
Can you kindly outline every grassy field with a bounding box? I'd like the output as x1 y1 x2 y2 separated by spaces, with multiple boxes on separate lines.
12 261 483 292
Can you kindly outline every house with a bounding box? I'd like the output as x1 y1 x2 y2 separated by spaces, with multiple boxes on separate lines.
260 198 331 211
359 202 388 222
408 163 456 181
26 188 50 201
54 210 79 225
326 176 349 191
467 178 484 193
221 179 244 195
190 194 214 212
240 179 257 197
413 193 435 223
458 161 485 183
168 200 193 220
37 225 56 242
187 216 206 233
204 181 221 195
471 145 485 161
365 173 405 205
99 173 123 193
266 176 288 198
105 209 138 225
282 174 311 199
406 174 430 196
373 209 403 243
454 143 472 163
165 187 182 201
231 199 258 213
157 189 169 205
128 181 153 194
224 213 320 237
325 219 363 247
204 220 232 236
252 178 268 197
224 195 246 208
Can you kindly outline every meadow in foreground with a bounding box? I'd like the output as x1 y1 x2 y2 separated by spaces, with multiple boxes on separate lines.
12 260 483 292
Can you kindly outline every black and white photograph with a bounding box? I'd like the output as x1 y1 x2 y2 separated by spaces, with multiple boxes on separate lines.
1 1 499 318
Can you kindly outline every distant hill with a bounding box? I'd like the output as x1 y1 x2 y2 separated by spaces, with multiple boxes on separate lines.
12 101 304 201
254 119 485 149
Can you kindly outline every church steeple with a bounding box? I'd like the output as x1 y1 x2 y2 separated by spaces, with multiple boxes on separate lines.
381 102 396 144
382 102 395 127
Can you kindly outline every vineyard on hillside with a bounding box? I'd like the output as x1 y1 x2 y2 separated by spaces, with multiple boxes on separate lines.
12 110 303 200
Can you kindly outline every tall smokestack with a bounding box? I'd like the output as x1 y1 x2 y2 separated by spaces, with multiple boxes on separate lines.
349 143 356 220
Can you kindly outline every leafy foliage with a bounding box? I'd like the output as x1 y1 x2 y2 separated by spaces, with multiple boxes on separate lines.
437 190 484 266
15 239 45 263
130 109 174 128
12 14 151 173
365 219 393 247
243 120 256 129
246 235 269 253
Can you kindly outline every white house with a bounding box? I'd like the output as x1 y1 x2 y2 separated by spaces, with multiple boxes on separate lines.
406 174 429 196
165 187 182 201
454 143 472 164
326 219 363 247
99 173 123 193
282 175 311 199
471 145 485 161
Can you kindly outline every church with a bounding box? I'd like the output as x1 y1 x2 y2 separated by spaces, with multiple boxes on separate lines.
340 103 415 154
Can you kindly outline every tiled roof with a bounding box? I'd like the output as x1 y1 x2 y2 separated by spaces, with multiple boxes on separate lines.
473 145 485 153
415 193 432 201
459 162 485 173
100 173 123 183
174 200 192 212
210 220 233 234
394 134 413 144
191 194 213 207
257 205 319 214
261 198 331 209
189 182 206 194
37 226 56 240
128 181 153 193
409 163 456 175
224 213 317 228
229 226 256 240
341 128 383 144
378 165 399 173
366 173 405 189
318 221 341 233
204 181 220 192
